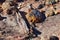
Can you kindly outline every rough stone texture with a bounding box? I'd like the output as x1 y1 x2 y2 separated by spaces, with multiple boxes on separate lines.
35 14 60 40
0 0 60 40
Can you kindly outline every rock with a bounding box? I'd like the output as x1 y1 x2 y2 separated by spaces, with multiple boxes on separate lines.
35 0 39 2
0 7 3 13
0 0 59 40
45 5 54 17
38 4 44 9
54 3 60 14
45 0 59 5
0 15 7 21
2 2 11 15
0 38 5 40
32 2 41 9
6 0 13 2
2 2 10 10
26 9 46 23
0 0 5 4
49 36 59 40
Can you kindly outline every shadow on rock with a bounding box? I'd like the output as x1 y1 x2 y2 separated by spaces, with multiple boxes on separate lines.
49 36 59 40
19 11 42 38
